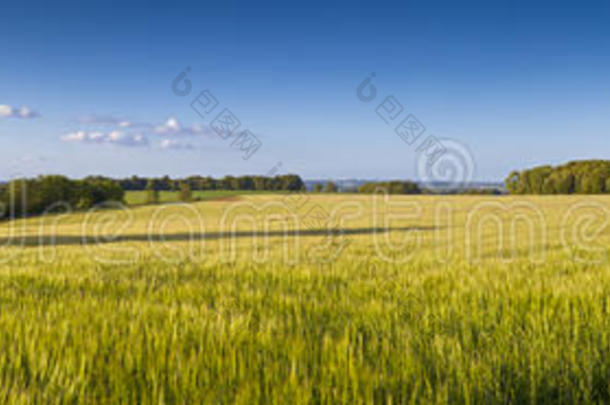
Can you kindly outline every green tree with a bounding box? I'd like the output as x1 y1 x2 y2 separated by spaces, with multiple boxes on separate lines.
358 181 421 194
581 171 605 194
313 183 323 193
323 181 339 193
1 175 124 218
505 160 610 195
146 179 160 204
253 176 266 191
237 176 254 190
504 171 521 194
280 175 305 191
178 181 192 202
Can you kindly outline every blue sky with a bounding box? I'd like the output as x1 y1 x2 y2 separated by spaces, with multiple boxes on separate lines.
1 0 609 181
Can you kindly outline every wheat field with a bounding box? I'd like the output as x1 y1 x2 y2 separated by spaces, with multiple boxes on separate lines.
0 194 609 404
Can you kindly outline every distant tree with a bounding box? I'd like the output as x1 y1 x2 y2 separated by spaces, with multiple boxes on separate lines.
253 176 266 191
185 175 202 190
358 181 421 194
542 173 559 194
580 171 605 194
237 176 255 190
280 175 305 191
313 183 323 193
199 176 215 190
505 171 521 194
0 174 315 220
522 166 552 194
230 177 241 190
549 171 574 194
0 175 124 219
157 175 174 191
4 178 31 216
33 175 77 212
146 179 160 204
80 178 124 205
178 180 192 202
505 160 610 195
221 176 236 190
343 186 359 193
323 181 339 193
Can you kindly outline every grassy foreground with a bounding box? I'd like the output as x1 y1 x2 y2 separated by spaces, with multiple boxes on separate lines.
0 194 609 404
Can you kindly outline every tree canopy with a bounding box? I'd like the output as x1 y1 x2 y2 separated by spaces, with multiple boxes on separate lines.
118 174 304 192
358 181 421 194
505 160 610 194
0 174 306 219
0 175 124 218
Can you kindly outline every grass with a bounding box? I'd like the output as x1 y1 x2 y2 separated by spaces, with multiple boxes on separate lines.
0 194 609 404
124 189 276 205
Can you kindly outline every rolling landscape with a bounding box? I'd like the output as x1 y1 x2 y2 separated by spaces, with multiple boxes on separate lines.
2 0 610 403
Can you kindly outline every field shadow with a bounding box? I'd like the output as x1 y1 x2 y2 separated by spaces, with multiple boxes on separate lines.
0 226 438 247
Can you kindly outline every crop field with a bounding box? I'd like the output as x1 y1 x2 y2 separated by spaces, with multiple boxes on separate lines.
0 194 609 404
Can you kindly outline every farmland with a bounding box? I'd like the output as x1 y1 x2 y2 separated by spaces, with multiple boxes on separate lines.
123 189 277 205
0 194 609 404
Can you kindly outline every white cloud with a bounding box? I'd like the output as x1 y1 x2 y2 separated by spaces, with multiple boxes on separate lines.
89 131 106 142
0 104 39 119
107 130 148 146
61 130 148 147
17 106 37 118
0 105 12 118
77 115 127 126
63 113 218 151
154 117 208 136
61 131 88 142
159 138 195 150
154 117 182 134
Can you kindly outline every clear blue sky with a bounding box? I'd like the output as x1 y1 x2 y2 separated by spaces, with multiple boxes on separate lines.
1 0 609 181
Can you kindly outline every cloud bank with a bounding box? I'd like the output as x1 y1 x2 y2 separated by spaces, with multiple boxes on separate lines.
154 117 213 137
0 104 39 119
77 115 132 127
159 138 195 150
62 115 216 150
61 130 148 147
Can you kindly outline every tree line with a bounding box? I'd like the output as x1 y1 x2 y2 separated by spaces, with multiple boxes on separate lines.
357 181 421 194
0 174 306 218
0 176 124 218
505 160 610 194
120 174 305 192
309 180 423 194
2 168 533 220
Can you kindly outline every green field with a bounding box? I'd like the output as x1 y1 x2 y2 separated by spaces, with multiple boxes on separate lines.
124 189 277 205
0 194 609 404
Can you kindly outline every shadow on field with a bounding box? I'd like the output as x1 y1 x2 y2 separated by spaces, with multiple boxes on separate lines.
0 226 438 247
